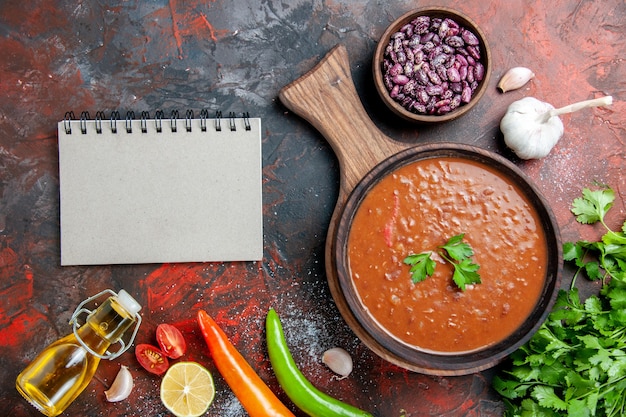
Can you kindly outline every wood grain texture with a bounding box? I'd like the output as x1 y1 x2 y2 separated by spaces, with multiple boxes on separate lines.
280 44 410 205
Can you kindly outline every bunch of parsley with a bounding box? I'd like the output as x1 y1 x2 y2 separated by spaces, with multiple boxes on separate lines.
493 186 626 417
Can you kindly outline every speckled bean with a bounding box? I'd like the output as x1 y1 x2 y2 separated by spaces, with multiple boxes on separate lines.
447 67 461 83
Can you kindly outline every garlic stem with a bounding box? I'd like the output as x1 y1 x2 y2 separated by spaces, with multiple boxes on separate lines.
541 95 613 122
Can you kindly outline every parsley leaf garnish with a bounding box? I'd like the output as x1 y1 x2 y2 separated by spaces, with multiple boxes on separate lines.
439 233 475 261
450 258 481 291
403 233 481 291
403 252 436 284
494 186 626 417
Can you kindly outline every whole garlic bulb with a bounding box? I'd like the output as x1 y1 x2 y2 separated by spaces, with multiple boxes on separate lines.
501 95 613 160
501 97 563 159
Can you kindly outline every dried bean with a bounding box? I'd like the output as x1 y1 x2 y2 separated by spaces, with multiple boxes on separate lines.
437 105 452 114
415 68 429 85
438 19 450 38
393 37 403 52
466 66 475 83
444 18 460 36
446 35 464 48
467 45 481 60
445 54 456 68
390 84 401 99
414 49 424 65
389 63 403 77
401 96 414 108
427 70 442 85
412 103 427 113
431 53 448 68
474 62 485 81
393 74 410 85
447 67 461 83
404 62 414 78
441 44 455 55
417 88 429 104
403 79 417 95
384 75 394 91
420 32 434 43
450 95 462 109
396 50 407 64
450 82 463 94
436 64 448 81
461 28 479 46
425 84 443 96
461 84 472 103
412 16 431 34
459 65 468 81
401 23 414 37
408 35 421 48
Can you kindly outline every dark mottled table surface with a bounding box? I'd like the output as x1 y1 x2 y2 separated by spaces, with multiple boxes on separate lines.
1 1 624 416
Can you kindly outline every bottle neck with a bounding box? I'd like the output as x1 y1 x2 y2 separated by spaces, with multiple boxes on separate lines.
79 297 137 356
75 324 112 356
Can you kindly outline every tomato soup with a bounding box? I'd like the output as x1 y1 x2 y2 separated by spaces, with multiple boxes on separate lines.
347 157 547 353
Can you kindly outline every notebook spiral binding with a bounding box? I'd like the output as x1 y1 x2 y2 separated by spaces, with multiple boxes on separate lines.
63 110 252 135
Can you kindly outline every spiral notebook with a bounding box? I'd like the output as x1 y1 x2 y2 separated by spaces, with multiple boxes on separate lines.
58 110 263 266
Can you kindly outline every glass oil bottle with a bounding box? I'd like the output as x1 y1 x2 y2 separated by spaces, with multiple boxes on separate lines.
16 289 142 417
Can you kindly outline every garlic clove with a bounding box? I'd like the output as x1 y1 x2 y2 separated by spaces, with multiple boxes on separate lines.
104 365 134 402
497 67 535 93
322 347 353 380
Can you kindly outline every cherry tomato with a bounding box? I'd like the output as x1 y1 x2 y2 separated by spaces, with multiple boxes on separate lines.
156 323 187 359
135 343 169 375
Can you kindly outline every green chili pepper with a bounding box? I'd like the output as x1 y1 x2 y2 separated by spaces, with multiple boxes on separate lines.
265 308 374 417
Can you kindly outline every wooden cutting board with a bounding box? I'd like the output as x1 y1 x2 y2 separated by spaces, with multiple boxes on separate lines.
279 44 419 369
278 44 562 375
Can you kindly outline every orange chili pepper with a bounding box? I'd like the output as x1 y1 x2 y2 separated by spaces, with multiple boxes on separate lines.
197 310 295 417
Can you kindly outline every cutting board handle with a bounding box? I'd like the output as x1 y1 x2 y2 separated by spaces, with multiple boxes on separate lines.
279 44 409 203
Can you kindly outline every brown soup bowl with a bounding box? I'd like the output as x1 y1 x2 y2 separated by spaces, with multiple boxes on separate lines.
333 143 562 375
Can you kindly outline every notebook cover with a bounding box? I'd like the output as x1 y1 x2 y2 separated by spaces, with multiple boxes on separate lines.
58 115 263 265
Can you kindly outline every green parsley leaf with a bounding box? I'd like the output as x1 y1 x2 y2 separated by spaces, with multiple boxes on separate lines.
439 233 474 261
403 252 436 284
532 385 568 411
451 258 481 291
571 187 614 224
563 241 583 263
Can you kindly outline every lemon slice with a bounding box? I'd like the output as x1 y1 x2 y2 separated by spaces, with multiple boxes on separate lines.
160 361 215 417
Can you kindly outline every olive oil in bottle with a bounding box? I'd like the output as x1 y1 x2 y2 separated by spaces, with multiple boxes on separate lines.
16 289 141 417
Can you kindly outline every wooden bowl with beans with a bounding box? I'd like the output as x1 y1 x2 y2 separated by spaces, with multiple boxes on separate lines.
373 7 492 122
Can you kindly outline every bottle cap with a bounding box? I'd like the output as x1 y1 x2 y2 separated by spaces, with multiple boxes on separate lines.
117 289 142 317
